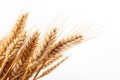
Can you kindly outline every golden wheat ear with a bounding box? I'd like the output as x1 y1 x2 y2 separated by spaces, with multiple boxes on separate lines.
0 13 28 56
5 31 40 80
0 31 26 79
36 28 57 59
51 33 83 55
20 28 57 80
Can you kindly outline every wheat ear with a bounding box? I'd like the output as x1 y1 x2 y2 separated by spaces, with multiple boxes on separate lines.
0 32 26 78
52 33 83 54
36 56 68 79
7 31 39 80
0 13 28 56
21 28 57 80
32 28 57 62
1 33 27 80
40 34 83 70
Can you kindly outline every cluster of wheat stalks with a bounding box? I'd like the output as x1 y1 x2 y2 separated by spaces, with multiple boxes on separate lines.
0 13 86 80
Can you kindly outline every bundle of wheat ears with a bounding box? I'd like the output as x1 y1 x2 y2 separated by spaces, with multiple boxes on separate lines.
0 13 93 80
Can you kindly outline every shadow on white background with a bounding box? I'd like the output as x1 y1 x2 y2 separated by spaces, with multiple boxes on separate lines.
0 0 120 80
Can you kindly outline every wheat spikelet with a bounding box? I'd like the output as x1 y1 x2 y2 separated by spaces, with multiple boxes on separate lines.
0 32 26 78
36 56 68 79
0 13 28 56
5 31 40 80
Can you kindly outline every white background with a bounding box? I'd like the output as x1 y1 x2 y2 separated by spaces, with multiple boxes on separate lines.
0 0 120 80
